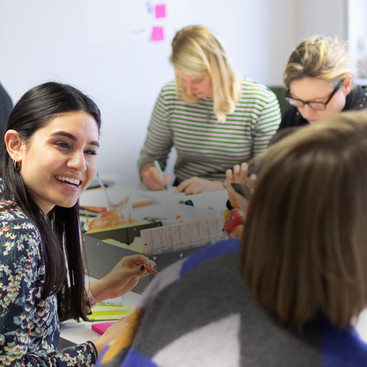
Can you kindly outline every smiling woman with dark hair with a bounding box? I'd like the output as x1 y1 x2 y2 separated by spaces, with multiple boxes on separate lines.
0 82 155 366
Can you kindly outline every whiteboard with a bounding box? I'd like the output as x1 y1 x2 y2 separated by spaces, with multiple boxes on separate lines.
0 0 344 183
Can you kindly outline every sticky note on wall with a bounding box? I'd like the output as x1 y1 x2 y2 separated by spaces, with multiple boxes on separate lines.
155 4 166 18
151 26 164 41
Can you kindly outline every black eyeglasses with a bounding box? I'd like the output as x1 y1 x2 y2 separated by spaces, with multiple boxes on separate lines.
286 80 343 111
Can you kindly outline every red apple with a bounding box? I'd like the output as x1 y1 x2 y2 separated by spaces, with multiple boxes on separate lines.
230 224 244 238
224 208 245 235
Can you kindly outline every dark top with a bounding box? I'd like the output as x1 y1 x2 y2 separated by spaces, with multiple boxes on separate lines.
0 83 12 137
0 178 97 366
278 85 367 130
0 83 13 160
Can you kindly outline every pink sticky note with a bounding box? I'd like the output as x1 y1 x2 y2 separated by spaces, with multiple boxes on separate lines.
155 4 166 18
151 26 165 41
92 322 115 335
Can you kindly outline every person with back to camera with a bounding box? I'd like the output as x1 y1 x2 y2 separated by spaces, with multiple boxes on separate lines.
279 35 367 129
98 110 367 366
0 82 157 366
138 25 281 194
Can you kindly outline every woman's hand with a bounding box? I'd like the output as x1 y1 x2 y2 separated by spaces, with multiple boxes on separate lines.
89 255 157 303
225 162 256 212
141 162 170 190
93 313 133 356
174 177 224 194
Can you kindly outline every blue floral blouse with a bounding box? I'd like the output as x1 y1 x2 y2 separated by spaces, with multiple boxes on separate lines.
0 180 96 366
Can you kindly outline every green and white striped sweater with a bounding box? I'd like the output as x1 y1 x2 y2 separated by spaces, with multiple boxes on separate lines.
138 79 281 182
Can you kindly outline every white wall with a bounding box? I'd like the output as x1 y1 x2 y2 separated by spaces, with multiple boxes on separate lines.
296 0 348 41
347 0 367 82
0 0 352 184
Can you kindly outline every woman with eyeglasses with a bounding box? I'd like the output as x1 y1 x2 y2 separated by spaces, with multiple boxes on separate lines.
225 36 367 212
278 35 367 129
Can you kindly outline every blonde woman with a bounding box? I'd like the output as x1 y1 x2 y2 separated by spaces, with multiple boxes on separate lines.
280 35 367 128
138 25 281 194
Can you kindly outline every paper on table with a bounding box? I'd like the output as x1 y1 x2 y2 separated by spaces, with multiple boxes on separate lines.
81 184 228 211
135 188 228 211
89 301 133 321
80 187 130 208
131 201 221 223
80 186 155 219
81 186 153 207
141 216 225 255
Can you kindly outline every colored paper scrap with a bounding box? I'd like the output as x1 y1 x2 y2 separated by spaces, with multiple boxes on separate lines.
89 302 132 321
151 26 165 41
92 322 115 335
155 3 166 18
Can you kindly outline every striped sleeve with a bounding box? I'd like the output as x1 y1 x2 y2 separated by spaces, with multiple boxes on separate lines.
240 81 281 155
137 84 175 171
137 80 281 181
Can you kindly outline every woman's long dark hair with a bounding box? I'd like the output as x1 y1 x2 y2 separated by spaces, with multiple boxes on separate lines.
0 82 101 320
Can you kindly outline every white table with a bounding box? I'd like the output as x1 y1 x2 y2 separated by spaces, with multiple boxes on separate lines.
72 184 367 345
80 185 228 287
59 294 367 347
59 291 141 346
60 295 367 347
80 184 229 216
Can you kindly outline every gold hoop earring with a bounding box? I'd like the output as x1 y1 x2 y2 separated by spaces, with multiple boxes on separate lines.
13 160 21 171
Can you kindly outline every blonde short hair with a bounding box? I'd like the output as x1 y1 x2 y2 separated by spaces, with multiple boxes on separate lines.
283 35 353 89
170 25 240 122
241 110 367 329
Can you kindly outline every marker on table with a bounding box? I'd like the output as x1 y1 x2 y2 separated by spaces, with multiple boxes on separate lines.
153 160 167 190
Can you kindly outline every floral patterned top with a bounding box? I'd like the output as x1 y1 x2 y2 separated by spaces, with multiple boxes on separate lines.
0 179 97 366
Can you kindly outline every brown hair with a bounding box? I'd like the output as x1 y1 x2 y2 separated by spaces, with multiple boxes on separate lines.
283 35 352 89
241 110 367 329
170 25 240 122
1 82 101 321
